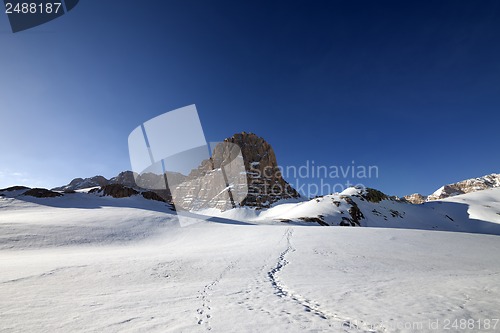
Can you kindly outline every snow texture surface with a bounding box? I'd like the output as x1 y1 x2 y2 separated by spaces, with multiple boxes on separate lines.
1 189 500 332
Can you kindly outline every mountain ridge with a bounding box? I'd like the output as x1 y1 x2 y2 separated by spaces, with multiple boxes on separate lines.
404 173 500 204
19 131 497 234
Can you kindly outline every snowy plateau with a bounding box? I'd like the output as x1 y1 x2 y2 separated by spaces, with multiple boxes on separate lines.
1 184 500 333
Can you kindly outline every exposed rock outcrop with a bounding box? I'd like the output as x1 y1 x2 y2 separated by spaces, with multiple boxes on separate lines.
108 171 137 188
52 175 108 191
403 193 426 204
90 184 139 198
172 132 300 210
23 188 63 198
362 188 388 203
404 173 500 203
88 183 174 209
141 191 167 203
225 132 300 207
52 171 184 202
427 173 500 200
0 186 30 192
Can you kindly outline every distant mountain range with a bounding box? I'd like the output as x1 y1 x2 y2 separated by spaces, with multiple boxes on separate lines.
2 132 499 235
52 132 300 208
51 132 498 209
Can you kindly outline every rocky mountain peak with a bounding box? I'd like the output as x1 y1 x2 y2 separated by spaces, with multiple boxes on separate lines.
427 173 500 200
170 132 300 210
222 132 300 207
109 171 137 188
403 193 426 204
404 173 500 203
52 175 108 191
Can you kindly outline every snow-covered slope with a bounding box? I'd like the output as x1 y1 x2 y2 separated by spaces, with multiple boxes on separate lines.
1 223 499 332
209 187 500 235
2 185 500 238
0 189 176 249
1 186 500 332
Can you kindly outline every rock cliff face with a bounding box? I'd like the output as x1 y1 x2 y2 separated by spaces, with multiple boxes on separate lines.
223 132 300 207
403 193 427 204
171 132 300 210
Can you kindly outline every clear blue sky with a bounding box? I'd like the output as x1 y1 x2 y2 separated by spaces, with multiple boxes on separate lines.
0 0 499 196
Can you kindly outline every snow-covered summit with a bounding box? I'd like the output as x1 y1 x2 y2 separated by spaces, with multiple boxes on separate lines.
205 186 500 235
